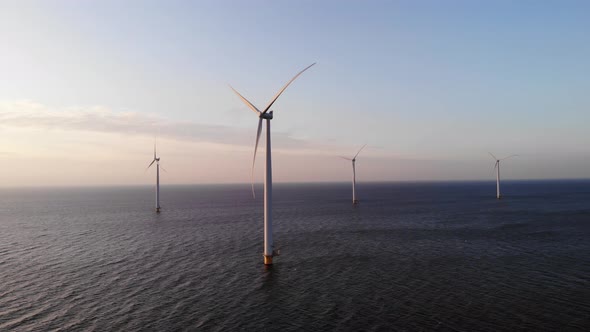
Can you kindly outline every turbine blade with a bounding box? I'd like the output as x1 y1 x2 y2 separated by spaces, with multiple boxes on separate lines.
262 63 316 114
488 152 497 161
160 165 168 173
501 154 519 160
229 85 261 114
154 137 157 159
251 117 263 198
354 144 367 159
339 156 353 161
146 159 156 170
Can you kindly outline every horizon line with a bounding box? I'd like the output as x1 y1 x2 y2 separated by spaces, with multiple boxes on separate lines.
1 178 589 189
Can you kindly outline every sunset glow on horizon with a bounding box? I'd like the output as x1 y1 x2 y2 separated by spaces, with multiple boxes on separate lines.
1 1 589 187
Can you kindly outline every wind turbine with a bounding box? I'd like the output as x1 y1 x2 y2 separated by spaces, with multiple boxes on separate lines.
488 153 518 199
230 63 315 265
147 139 162 213
341 144 366 205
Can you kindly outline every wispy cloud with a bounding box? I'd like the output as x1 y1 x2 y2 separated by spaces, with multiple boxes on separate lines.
0 101 313 149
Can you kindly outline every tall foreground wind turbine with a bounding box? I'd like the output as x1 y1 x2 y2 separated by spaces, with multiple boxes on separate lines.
341 144 366 205
147 140 162 213
230 63 315 265
489 153 518 199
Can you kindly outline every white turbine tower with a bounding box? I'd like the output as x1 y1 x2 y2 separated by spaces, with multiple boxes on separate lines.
230 63 315 265
488 153 518 199
147 140 162 213
341 144 366 205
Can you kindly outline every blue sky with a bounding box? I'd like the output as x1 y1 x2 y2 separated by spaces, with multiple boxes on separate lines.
0 1 589 186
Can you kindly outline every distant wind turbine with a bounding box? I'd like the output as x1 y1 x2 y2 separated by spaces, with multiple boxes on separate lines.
230 63 315 265
341 144 367 205
147 139 162 213
488 153 518 199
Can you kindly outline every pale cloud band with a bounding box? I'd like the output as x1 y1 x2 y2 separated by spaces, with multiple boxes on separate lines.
0 101 313 150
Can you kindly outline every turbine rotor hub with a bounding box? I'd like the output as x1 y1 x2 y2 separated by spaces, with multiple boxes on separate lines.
260 111 273 120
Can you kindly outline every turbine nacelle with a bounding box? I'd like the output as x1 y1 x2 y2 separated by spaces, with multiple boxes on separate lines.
260 111 273 120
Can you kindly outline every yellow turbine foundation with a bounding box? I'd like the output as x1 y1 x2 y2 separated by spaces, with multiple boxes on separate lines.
264 255 273 265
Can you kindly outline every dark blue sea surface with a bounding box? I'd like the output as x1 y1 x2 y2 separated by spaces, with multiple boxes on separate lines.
0 181 589 331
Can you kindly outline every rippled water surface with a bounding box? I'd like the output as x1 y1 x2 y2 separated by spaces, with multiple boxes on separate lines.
1 181 589 331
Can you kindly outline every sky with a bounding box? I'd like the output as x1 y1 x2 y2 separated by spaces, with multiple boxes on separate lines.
0 0 589 186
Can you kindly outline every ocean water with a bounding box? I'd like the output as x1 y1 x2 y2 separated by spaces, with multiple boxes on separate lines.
0 181 589 331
